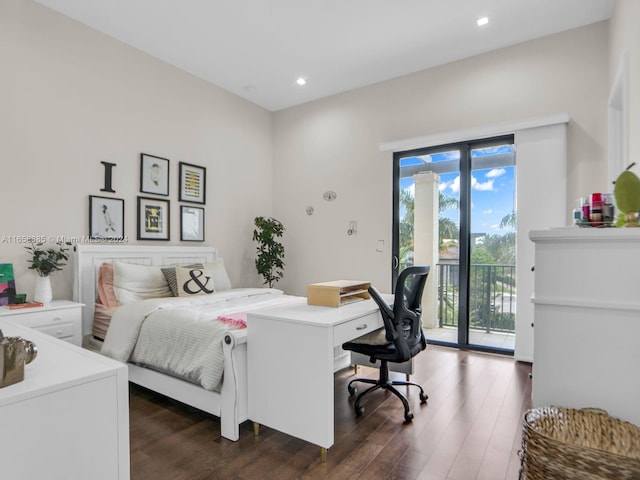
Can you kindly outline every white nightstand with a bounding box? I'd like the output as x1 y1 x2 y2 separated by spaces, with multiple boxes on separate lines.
0 299 84 346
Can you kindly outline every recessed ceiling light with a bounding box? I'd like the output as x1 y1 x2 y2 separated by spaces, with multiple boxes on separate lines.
477 16 489 26
296 77 306 86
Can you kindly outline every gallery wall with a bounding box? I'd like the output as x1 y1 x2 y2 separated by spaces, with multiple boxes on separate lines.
0 0 274 299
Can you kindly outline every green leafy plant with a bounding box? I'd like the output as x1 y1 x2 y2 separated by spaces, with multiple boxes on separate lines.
25 241 72 277
252 216 285 288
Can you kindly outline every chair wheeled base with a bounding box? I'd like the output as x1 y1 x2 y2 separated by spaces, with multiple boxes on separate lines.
347 359 428 423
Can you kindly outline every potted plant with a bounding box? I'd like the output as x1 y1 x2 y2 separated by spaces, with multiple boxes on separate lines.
252 216 285 288
25 241 71 303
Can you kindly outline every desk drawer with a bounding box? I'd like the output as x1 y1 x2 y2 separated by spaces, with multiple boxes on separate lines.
334 315 382 346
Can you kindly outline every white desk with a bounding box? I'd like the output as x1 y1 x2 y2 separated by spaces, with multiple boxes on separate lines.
247 298 384 454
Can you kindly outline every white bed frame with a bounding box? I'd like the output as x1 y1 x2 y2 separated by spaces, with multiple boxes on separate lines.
73 244 249 441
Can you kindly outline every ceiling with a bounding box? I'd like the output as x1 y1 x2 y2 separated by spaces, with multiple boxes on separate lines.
34 0 614 112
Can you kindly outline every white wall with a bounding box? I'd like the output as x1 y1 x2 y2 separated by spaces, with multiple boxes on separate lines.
609 0 640 176
0 0 274 299
273 22 609 298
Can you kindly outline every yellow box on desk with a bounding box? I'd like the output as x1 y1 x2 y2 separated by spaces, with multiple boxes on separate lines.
307 280 371 307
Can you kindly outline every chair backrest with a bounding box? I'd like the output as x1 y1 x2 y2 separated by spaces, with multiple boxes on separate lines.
368 265 430 363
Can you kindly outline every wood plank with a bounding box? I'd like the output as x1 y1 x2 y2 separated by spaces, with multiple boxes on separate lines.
129 345 531 480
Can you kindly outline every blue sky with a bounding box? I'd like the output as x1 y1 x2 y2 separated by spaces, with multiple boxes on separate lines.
400 147 516 235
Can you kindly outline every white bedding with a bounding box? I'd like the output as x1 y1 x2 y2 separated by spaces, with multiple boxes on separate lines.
101 288 302 391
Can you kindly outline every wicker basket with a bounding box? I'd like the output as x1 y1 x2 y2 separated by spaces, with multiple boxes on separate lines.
519 407 640 480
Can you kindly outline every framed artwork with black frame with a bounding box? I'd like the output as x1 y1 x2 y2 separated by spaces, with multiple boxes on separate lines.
180 205 205 242
137 196 170 241
179 162 206 204
89 195 125 240
140 153 169 196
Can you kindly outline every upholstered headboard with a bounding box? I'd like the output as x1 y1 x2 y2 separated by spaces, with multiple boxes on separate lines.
73 244 218 337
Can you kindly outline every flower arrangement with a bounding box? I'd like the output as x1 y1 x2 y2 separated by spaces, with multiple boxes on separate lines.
25 241 72 277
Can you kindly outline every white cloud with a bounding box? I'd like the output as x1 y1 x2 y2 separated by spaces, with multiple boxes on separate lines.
450 175 461 193
486 168 506 178
483 209 493 214
471 176 494 191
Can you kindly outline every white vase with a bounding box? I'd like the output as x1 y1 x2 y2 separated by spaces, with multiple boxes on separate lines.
34 275 53 303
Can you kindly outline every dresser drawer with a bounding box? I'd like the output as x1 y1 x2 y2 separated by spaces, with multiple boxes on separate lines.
334 314 382 346
15 309 80 329
35 322 75 340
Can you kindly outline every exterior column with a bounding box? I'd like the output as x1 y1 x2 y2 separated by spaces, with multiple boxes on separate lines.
413 171 439 329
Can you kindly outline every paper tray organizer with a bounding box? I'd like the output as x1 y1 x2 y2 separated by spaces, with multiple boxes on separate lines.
307 280 371 307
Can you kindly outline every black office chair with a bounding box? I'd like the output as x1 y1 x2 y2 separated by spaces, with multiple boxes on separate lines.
342 265 430 422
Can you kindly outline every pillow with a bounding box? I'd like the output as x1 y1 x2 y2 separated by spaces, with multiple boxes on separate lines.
97 262 118 308
161 264 203 296
112 261 173 305
203 258 232 291
174 265 216 297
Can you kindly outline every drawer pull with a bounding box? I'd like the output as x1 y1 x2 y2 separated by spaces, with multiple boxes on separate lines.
356 324 368 331
52 317 62 322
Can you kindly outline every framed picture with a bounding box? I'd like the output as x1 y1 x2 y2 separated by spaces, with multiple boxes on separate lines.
140 153 169 196
89 195 125 240
181 206 205 242
179 162 206 204
137 196 170 241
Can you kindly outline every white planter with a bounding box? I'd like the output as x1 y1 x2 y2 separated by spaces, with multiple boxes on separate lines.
34 275 53 303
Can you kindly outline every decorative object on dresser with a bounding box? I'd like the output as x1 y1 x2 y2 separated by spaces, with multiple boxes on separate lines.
179 161 206 204
140 153 169 196
613 163 640 227
89 195 125 240
0 300 84 346
0 328 37 387
252 216 285 288
24 241 71 303
137 196 170 240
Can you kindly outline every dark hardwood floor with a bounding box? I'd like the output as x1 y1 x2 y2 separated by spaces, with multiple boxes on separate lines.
129 345 532 480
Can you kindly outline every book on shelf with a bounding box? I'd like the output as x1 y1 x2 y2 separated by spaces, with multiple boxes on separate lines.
3 301 44 310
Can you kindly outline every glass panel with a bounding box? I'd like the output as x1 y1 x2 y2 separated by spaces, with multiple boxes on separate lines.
399 150 460 345
468 144 516 350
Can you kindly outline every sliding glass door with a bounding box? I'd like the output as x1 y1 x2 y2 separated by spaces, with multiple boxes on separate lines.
393 135 516 353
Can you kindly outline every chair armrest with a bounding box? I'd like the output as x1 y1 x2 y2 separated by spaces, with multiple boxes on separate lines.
368 286 398 342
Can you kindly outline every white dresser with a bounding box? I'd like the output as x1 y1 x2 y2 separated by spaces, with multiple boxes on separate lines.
0 300 83 345
0 320 129 479
529 227 640 426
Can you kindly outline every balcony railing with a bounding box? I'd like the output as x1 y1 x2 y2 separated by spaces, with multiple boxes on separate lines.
437 263 516 334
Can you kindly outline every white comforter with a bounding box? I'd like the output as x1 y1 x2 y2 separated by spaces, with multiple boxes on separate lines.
101 288 302 391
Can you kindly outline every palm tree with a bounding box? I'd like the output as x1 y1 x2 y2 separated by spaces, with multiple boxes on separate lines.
438 192 459 246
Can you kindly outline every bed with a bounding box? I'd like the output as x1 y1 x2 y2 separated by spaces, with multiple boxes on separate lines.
73 244 302 441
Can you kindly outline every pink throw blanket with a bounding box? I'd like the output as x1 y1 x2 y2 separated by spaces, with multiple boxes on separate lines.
218 312 248 328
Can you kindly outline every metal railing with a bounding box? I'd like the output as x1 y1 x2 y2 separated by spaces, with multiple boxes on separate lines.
437 263 516 333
